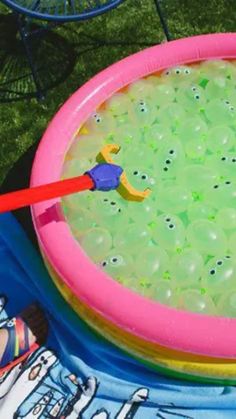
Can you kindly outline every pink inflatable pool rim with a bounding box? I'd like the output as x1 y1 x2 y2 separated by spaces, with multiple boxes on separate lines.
31 33 236 359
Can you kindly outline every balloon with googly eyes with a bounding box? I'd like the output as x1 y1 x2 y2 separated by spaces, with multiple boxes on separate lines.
126 167 156 190
187 219 227 256
202 255 236 294
83 110 115 134
100 252 134 279
90 192 126 228
130 99 157 127
160 66 196 85
208 153 236 180
175 85 206 111
154 140 185 180
204 180 236 209
152 214 186 252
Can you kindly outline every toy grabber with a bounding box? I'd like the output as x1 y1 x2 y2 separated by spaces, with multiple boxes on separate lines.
0 145 151 213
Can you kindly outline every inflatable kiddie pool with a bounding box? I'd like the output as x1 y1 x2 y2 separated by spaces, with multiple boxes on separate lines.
31 33 236 384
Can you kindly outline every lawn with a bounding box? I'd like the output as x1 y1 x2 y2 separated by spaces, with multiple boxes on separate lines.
0 0 236 184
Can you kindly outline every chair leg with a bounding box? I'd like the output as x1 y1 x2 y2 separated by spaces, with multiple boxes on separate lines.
17 14 45 100
153 0 172 41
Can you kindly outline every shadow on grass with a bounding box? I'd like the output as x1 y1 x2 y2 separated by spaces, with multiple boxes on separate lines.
0 7 167 103
0 13 78 102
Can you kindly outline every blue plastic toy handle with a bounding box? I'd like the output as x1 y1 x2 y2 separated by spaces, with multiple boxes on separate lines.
85 163 123 192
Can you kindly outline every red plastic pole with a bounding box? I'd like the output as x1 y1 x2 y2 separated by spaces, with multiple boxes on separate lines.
0 174 94 213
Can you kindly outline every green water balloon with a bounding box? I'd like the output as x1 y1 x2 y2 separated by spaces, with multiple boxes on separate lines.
79 227 113 261
187 202 216 222
215 208 236 230
62 157 92 179
143 124 172 150
228 232 236 256
184 138 206 160
179 164 218 193
128 195 157 225
68 134 104 160
176 117 208 143
217 292 236 317
106 93 133 116
170 249 204 286
205 125 235 153
113 223 151 255
187 219 227 256
156 185 192 214
150 279 176 306
176 289 216 315
134 247 169 279
65 206 95 236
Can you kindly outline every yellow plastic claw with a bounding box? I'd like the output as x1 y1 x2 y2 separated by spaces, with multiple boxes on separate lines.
96 144 151 202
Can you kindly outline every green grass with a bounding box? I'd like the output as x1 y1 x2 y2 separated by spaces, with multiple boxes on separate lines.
1 0 236 183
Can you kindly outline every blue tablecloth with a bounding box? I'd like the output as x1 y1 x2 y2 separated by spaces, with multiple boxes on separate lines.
0 212 235 419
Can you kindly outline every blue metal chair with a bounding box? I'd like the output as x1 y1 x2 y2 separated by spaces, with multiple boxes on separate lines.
1 0 126 22
153 0 171 41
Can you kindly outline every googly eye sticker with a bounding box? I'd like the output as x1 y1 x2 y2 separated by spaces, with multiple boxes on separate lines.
110 255 123 265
